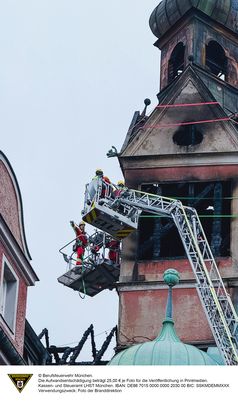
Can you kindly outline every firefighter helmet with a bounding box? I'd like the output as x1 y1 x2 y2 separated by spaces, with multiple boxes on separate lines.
95 168 103 176
117 180 125 186
104 176 111 183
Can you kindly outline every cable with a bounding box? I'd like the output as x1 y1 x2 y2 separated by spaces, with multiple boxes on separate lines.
128 101 238 135
57 329 115 348
139 196 238 200
119 331 153 343
78 255 87 299
230 118 238 125
140 214 238 219
144 116 230 130
156 101 219 109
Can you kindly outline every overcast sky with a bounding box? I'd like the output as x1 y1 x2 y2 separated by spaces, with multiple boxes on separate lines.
0 0 161 361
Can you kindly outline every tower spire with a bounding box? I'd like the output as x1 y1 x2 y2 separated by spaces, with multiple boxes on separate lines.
163 269 180 320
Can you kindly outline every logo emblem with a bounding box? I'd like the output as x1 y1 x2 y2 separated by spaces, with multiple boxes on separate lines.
8 374 33 393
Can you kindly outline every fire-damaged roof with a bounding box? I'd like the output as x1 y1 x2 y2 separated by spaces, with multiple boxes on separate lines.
119 64 238 160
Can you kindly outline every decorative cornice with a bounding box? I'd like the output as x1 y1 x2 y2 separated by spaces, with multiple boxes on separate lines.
117 278 235 292
119 153 238 170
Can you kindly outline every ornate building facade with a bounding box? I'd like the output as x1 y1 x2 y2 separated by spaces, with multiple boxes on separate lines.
117 0 238 352
0 151 49 364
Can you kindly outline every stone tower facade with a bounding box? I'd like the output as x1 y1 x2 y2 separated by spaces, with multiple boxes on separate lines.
117 1 238 351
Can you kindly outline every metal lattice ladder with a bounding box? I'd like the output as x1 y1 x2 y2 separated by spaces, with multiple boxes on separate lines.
172 204 238 365
84 182 238 364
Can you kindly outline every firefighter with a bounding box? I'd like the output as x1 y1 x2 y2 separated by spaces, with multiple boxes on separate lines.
87 169 103 201
70 221 88 266
93 169 112 198
105 238 120 265
103 176 114 197
113 180 126 198
117 180 125 187
89 231 103 262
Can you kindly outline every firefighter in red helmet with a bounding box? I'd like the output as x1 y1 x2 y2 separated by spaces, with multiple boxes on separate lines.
70 221 88 265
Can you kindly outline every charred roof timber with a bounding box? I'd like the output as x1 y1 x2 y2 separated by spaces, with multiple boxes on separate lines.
42 325 117 365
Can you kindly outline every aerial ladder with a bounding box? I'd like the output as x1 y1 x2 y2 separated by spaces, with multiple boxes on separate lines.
81 178 238 365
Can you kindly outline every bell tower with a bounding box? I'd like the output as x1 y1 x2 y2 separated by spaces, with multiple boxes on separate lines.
116 0 238 354
150 0 238 91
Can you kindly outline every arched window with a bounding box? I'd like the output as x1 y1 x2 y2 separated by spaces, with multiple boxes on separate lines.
168 42 185 83
206 41 227 81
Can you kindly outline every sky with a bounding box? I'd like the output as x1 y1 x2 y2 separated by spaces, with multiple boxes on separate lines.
0 0 161 362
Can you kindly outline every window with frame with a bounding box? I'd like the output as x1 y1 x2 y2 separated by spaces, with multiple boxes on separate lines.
0 258 19 333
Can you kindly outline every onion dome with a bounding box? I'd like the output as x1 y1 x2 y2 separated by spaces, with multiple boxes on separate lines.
149 0 237 39
109 269 222 365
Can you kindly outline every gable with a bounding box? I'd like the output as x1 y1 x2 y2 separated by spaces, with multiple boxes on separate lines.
0 152 31 260
121 70 238 159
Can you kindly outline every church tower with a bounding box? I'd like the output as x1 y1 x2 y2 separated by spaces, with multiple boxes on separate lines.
117 0 238 352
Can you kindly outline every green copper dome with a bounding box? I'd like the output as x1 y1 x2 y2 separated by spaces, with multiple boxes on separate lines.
109 269 223 366
149 0 238 39
109 318 219 365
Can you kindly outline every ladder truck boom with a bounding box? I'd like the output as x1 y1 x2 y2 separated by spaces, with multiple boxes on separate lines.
82 179 238 365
